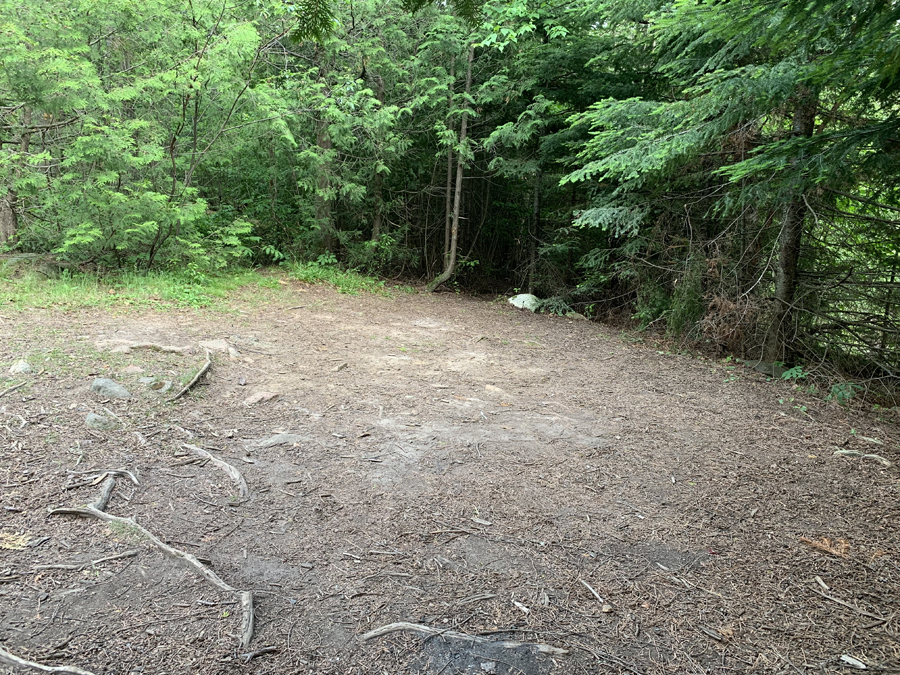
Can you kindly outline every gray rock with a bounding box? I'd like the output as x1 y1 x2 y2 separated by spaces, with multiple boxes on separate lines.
90 378 131 399
150 380 173 394
85 412 121 430
508 293 541 312
138 377 156 385
9 360 32 374
565 311 588 320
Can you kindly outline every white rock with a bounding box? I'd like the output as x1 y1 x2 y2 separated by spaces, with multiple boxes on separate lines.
8 360 32 374
508 294 541 312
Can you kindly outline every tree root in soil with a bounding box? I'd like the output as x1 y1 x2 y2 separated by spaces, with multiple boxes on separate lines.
171 349 211 401
181 443 249 499
359 622 569 655
49 475 255 649
0 644 97 675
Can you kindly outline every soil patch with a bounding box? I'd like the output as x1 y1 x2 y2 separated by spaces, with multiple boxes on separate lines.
1 284 899 674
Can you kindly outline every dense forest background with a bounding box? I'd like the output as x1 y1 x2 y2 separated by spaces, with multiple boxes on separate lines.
2 0 899 390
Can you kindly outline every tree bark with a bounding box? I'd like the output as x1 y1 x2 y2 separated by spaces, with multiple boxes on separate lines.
427 45 473 292
762 88 818 362
527 169 541 294
315 51 335 252
370 75 385 242
442 56 456 266
1 108 31 246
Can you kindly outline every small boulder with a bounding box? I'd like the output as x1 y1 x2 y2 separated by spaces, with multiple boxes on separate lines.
9 360 32 375
508 294 541 312
90 378 131 399
85 412 121 430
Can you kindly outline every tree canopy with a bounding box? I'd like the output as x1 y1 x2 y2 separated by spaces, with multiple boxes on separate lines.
2 0 899 385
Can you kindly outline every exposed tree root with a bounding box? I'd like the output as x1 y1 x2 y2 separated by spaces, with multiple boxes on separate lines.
359 621 569 655
181 443 249 499
49 475 255 648
239 591 255 650
171 349 212 401
0 645 96 675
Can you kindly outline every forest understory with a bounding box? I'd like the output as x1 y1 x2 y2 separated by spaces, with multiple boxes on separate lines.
0 283 898 674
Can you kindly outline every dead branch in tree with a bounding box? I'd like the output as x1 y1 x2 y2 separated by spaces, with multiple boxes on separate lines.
171 349 211 401
181 443 249 498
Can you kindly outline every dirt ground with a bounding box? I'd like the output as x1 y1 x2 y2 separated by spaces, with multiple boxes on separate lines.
1 281 899 675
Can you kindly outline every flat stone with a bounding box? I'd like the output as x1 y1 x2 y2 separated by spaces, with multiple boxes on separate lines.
85 412 121 430
508 294 541 312
121 365 145 374
138 377 157 385
90 378 131 399
9 360 32 374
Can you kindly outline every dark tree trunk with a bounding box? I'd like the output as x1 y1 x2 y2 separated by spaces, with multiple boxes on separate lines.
1 108 31 246
527 169 541 294
370 75 386 242
763 88 818 362
442 56 456 267
427 45 473 292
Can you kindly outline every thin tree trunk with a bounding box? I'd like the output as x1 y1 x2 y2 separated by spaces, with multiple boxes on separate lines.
527 169 541 294
315 117 334 251
315 51 335 252
427 45 473 292
371 75 385 242
1 108 31 246
763 87 817 362
443 56 456 267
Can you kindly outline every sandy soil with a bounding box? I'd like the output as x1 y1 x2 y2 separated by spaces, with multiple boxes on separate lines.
0 282 898 674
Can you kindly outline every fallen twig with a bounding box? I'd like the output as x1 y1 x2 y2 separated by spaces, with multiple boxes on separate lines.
33 549 139 572
359 622 568 655
181 444 249 499
811 587 890 623
0 644 96 675
579 578 604 603
0 382 26 399
171 349 211 401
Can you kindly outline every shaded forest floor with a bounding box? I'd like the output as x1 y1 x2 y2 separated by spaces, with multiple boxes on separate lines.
1 280 899 674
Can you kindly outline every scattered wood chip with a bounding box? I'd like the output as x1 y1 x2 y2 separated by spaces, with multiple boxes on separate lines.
800 536 849 557
513 600 530 614
471 517 492 526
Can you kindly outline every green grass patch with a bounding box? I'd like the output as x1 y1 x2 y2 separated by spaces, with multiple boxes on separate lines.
0 269 284 310
286 255 409 296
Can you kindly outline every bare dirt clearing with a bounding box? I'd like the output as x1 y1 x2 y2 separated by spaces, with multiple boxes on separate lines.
1 283 899 674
